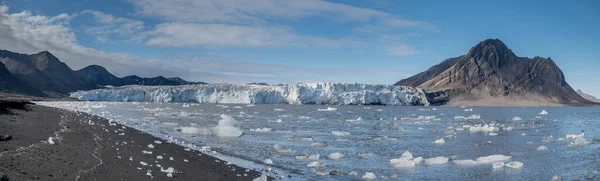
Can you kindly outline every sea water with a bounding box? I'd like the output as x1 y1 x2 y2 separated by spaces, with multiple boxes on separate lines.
36 102 600 180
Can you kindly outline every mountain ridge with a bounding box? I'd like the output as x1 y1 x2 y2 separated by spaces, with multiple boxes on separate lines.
395 39 594 106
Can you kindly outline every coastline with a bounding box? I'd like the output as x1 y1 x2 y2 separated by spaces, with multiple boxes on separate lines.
0 101 269 181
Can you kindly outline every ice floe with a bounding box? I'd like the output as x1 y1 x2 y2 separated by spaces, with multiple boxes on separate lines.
475 155 512 164
505 161 523 169
362 172 376 181
425 157 449 166
328 152 344 160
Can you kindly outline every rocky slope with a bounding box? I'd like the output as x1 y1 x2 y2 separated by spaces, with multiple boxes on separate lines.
395 39 594 106
0 50 97 94
576 89 600 103
0 61 46 97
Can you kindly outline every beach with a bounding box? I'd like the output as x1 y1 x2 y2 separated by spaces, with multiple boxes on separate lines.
0 101 266 181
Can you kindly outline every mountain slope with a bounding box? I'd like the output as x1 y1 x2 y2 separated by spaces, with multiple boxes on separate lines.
0 61 46 96
395 56 463 87
76 65 124 86
577 89 600 103
0 50 97 94
395 39 593 106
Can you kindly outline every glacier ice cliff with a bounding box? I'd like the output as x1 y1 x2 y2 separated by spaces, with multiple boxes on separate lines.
70 83 430 106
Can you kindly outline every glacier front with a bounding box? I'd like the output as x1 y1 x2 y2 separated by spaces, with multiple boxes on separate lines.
70 83 430 106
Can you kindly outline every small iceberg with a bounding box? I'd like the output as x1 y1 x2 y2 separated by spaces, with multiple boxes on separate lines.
425 156 449 166
434 138 445 144
505 161 523 169
328 152 344 160
539 110 549 115
318 107 337 112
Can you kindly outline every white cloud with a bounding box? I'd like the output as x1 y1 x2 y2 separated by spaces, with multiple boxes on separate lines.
387 44 419 56
128 0 390 24
81 10 147 42
147 23 362 48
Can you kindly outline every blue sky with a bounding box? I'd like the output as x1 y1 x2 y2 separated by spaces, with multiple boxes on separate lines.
0 0 599 96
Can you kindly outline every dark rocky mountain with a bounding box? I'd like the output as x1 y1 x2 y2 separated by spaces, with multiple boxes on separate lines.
0 61 46 97
395 39 594 106
76 65 124 86
0 50 97 94
122 75 180 86
576 89 600 103
76 65 205 87
168 77 208 85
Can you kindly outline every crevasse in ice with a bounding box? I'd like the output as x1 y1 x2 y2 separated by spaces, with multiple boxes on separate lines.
70 83 429 106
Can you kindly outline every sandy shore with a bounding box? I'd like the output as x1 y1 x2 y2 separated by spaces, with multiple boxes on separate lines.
0 101 268 181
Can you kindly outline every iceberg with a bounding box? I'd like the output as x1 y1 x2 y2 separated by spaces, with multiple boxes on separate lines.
70 83 429 106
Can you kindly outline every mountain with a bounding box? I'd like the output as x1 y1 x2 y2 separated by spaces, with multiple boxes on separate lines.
576 89 600 103
168 77 208 85
76 65 124 86
0 50 97 94
395 39 594 106
76 65 205 87
0 61 46 97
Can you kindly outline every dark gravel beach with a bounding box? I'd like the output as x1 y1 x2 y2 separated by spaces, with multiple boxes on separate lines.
0 101 267 181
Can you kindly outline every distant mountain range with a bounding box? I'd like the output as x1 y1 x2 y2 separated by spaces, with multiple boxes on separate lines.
395 39 595 106
576 89 600 103
0 49 205 97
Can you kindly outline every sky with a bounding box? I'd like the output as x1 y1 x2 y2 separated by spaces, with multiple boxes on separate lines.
0 0 599 96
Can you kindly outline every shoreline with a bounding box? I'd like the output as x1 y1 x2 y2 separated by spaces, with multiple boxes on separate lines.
0 101 272 181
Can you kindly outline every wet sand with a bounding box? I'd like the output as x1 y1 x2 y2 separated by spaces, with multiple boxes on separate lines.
0 101 267 181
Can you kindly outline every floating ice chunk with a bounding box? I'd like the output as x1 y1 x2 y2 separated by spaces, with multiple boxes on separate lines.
180 127 212 135
359 153 373 159
504 127 513 131
522 133 526 136
566 133 584 140
401 151 413 160
140 161 148 166
469 124 499 133
154 140 162 144
453 159 478 166
332 131 351 136
318 107 337 111
263 159 273 164
142 150 153 154
425 157 449 166
539 110 549 115
311 142 328 147
250 128 272 132
464 108 473 112
362 172 376 181
328 152 344 160
48 137 55 145
156 155 163 159
390 157 415 169
512 117 522 121
549 175 561 181
211 115 244 137
434 138 445 144
298 116 310 119
568 137 591 147
492 162 505 169
252 175 268 181
505 161 523 169
585 171 597 179
537 145 549 151
148 144 154 149
307 161 323 168
274 109 284 112
413 157 423 165
489 132 498 136
272 145 292 153
183 159 189 162
308 154 320 161
476 155 512 164
348 171 358 176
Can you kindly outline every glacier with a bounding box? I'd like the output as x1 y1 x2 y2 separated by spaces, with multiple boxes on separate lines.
70 83 430 106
